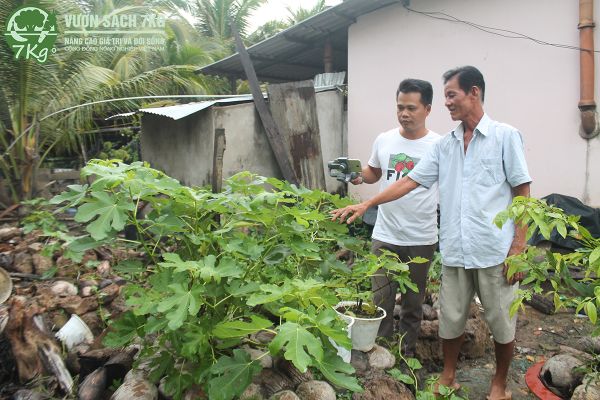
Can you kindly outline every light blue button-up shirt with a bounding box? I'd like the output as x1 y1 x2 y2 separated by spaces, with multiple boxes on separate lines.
409 114 532 269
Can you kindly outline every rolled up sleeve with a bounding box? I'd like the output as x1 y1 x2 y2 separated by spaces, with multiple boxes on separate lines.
408 141 440 189
503 130 532 187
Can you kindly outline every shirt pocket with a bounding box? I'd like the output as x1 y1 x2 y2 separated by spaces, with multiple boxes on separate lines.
476 157 504 186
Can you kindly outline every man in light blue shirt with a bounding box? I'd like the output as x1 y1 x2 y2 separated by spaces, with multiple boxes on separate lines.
332 66 531 400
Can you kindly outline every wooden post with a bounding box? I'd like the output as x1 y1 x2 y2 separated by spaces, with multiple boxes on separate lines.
212 128 226 193
267 81 326 190
231 22 298 184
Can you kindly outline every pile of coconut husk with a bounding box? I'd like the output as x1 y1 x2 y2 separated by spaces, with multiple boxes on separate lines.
0 223 143 399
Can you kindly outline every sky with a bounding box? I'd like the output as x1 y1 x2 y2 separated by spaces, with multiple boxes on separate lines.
248 0 342 31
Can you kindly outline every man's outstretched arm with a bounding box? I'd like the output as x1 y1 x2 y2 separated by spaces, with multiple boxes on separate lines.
331 176 420 224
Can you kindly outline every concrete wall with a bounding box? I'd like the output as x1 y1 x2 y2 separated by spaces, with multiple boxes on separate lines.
141 111 214 187
314 89 346 193
348 0 600 205
140 89 346 191
214 102 282 181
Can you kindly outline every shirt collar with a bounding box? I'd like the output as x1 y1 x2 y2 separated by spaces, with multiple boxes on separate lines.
451 113 491 140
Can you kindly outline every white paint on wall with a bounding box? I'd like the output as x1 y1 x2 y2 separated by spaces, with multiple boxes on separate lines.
348 0 600 205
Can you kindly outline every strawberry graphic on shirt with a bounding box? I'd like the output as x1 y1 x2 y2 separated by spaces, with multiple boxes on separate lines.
387 153 418 179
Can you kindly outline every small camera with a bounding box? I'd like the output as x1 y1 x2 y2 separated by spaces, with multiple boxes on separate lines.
327 157 362 182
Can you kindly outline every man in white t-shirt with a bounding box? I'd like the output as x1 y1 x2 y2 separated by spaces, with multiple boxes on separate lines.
351 79 441 355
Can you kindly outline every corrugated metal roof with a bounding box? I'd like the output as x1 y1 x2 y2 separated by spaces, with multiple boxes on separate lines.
197 0 401 82
139 96 253 120
137 86 342 120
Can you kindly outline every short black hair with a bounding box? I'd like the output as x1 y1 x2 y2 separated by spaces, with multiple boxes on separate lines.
396 79 433 106
443 66 485 102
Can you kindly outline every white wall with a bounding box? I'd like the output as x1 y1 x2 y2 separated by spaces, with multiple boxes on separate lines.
348 0 600 205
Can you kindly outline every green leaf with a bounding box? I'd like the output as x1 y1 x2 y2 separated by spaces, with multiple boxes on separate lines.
530 212 551 239
417 392 436 400
263 245 292 265
226 281 261 296
585 301 597 325
213 316 273 339
247 284 289 306
208 349 262 400
494 210 509 228
50 184 88 206
315 308 352 349
148 351 175 383
589 247 600 266
406 357 422 370
438 385 452 396
103 311 144 347
509 297 523 317
387 368 414 385
314 350 362 392
75 192 135 240
269 322 323 372
156 283 205 330
556 221 567 238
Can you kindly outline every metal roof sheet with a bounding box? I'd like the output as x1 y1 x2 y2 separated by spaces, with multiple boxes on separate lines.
139 96 254 120
197 0 401 82
136 86 342 120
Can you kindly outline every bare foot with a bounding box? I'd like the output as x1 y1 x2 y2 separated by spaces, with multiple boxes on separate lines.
487 382 512 400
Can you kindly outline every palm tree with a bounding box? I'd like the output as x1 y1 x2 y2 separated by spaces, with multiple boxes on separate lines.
0 0 223 204
286 0 327 24
245 19 288 45
193 0 266 42
246 0 329 45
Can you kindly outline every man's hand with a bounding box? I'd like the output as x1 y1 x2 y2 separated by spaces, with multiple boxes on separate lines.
331 202 369 224
503 245 526 285
350 175 363 185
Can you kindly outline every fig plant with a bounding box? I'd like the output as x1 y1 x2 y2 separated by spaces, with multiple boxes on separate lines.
332 250 424 318
51 160 398 399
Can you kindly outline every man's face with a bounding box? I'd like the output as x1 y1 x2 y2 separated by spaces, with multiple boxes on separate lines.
444 75 476 121
396 91 431 132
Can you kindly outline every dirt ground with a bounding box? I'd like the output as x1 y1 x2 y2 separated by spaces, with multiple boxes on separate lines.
438 305 592 400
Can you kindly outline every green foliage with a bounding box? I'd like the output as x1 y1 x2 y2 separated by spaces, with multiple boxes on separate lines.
497 196 600 334
52 160 376 399
333 249 423 316
0 0 225 204
388 335 468 400
246 0 328 46
208 349 262 400
194 0 267 41
20 198 68 235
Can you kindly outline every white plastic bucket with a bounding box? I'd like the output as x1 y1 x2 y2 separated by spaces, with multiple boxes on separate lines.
55 314 94 350
335 301 386 352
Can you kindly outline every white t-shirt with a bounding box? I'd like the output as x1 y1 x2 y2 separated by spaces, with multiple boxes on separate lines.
368 128 441 246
